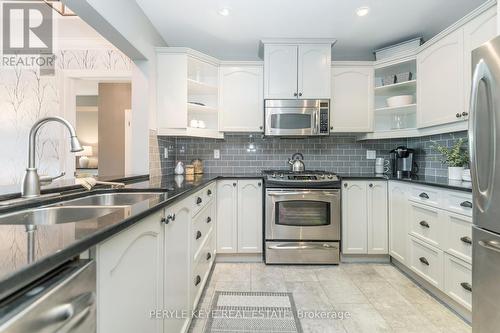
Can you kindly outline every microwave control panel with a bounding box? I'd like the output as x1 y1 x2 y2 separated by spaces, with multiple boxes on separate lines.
319 108 329 134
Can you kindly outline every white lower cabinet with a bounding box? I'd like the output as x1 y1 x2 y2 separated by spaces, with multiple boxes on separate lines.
388 180 473 313
388 181 408 263
342 180 387 254
217 179 263 254
97 212 164 333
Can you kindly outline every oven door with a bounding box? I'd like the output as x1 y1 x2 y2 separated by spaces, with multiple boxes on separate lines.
265 189 340 241
265 107 319 136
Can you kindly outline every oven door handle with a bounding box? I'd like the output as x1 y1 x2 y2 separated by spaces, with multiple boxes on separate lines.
267 191 338 196
268 243 337 250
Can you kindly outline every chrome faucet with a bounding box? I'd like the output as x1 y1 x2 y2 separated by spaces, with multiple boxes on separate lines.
22 116 83 198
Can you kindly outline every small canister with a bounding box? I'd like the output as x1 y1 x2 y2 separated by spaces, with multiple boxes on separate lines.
191 159 204 174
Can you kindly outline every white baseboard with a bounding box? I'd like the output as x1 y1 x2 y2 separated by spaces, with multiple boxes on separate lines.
341 254 391 263
215 253 264 263
392 258 471 324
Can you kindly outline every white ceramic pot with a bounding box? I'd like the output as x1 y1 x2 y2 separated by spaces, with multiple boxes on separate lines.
386 95 413 107
448 166 464 180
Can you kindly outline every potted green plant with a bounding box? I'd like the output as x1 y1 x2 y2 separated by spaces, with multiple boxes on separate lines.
432 138 469 180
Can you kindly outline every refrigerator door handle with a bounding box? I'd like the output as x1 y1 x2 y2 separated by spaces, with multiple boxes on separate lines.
469 58 496 213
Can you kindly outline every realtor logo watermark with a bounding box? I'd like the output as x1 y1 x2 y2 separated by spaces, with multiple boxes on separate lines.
2 2 55 75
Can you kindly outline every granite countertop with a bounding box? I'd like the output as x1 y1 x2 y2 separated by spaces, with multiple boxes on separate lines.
340 173 472 192
0 173 262 300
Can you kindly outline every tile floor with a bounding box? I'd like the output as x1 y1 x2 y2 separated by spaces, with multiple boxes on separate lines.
189 263 471 333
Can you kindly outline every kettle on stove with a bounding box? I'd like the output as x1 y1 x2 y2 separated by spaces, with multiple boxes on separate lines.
288 153 305 172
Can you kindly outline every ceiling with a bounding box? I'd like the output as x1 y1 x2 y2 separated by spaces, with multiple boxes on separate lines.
136 0 488 61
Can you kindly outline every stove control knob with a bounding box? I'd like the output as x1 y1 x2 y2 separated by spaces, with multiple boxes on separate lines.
320 174 326 179
271 173 276 178
328 175 334 179
279 174 284 178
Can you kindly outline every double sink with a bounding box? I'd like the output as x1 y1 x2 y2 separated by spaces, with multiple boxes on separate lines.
0 192 165 226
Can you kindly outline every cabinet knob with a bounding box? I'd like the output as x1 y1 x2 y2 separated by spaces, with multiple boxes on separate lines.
298 92 302 97
196 230 202 240
330 126 333 130
259 126 263 130
206 252 212 261
460 236 472 245
207 189 212 196
369 183 373 188
196 197 203 205
419 192 429 199
233 182 237 187
419 220 430 228
206 216 212 224
258 182 262 187
462 111 469 117
162 214 175 224
293 92 298 97
343 183 348 188
460 201 472 208
194 275 201 286
456 113 462 118
460 282 472 292
419 257 430 266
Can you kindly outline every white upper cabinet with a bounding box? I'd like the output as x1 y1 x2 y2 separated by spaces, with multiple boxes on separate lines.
298 44 331 99
219 64 264 132
331 64 374 132
418 29 465 128
263 41 333 99
463 7 497 115
264 44 298 99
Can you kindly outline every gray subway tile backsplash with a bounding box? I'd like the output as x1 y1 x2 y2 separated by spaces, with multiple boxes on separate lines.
153 131 468 177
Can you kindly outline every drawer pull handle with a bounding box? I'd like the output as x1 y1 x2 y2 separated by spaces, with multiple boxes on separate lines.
460 282 472 292
460 236 472 245
196 231 202 240
206 252 212 261
419 257 430 266
419 192 429 199
460 201 472 208
419 221 430 228
196 197 203 205
207 189 212 196
206 216 212 223
194 275 201 286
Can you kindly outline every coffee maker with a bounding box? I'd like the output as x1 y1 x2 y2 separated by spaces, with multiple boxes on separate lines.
389 146 417 178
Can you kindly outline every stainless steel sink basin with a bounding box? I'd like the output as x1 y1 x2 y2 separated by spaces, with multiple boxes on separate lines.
60 192 162 207
0 206 121 225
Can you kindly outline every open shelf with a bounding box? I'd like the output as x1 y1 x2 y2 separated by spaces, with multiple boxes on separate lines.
357 128 420 140
375 80 416 95
375 103 417 114
188 79 218 95
187 103 218 113
157 127 224 139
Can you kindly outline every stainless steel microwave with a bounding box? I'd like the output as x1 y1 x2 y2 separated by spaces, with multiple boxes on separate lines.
264 99 330 137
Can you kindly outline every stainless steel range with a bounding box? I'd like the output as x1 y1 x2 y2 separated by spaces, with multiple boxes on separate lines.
263 170 341 264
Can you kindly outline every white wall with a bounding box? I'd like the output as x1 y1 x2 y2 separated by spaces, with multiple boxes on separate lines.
64 0 168 175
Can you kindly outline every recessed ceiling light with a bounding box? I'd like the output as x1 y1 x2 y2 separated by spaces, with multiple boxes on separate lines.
356 6 370 17
218 8 230 16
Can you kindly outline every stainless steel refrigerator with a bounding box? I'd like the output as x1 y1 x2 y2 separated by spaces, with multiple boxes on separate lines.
470 34 500 333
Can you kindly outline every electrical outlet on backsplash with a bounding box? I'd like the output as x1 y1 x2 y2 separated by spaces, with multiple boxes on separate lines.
153 131 468 177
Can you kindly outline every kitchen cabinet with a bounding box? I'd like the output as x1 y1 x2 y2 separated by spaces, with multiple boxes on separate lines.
97 212 163 333
331 63 374 132
237 179 263 253
163 199 191 333
417 29 464 128
463 7 497 115
342 180 388 255
263 41 332 99
216 180 238 253
217 179 263 254
388 182 409 263
367 181 388 254
219 64 264 132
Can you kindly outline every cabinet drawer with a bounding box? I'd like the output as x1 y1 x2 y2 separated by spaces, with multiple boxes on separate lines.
444 192 473 217
408 235 444 288
409 203 442 248
191 232 215 308
409 186 440 207
444 213 472 263
444 254 472 311
191 202 215 258
192 183 215 216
